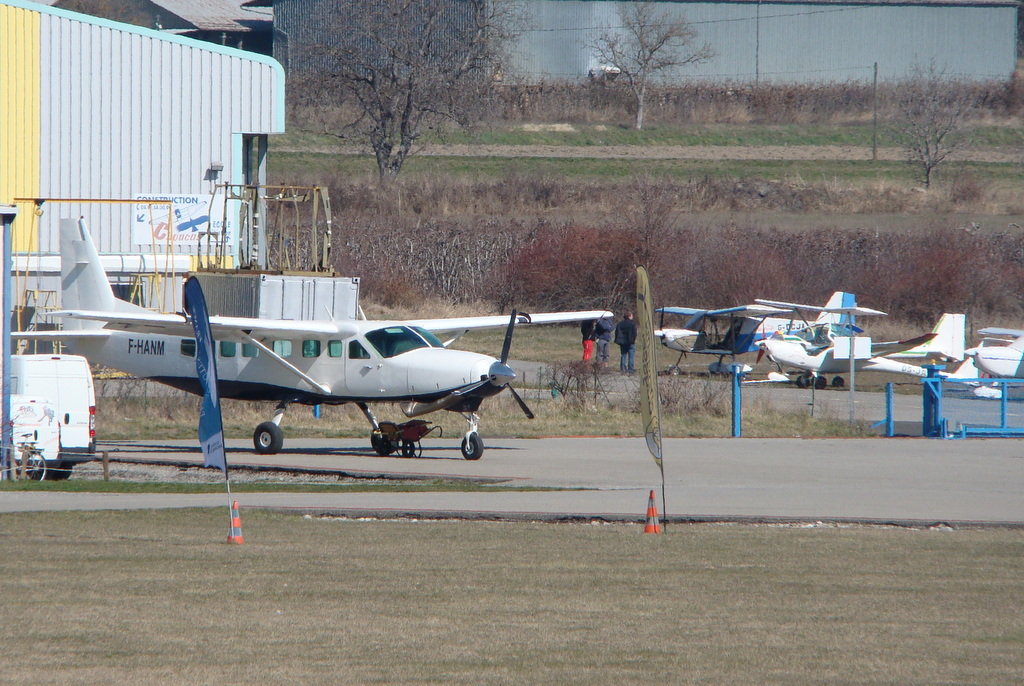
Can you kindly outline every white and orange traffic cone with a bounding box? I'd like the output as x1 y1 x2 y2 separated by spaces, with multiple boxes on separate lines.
227 500 244 544
643 490 661 534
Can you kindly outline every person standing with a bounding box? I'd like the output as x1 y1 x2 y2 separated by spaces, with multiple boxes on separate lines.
614 312 637 374
594 315 614 364
580 319 596 361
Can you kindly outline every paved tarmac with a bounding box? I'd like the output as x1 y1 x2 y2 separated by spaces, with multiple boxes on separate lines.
3 436 1023 526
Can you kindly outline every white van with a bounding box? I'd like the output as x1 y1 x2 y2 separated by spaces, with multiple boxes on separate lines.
10 355 96 475
7 395 61 479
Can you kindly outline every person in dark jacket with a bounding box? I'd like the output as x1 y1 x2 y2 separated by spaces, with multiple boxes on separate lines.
614 312 637 374
580 319 596 361
594 315 614 364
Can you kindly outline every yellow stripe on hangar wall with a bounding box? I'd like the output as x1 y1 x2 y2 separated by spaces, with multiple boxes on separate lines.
0 3 40 251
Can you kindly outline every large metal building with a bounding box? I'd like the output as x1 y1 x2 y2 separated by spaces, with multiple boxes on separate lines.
0 0 285 312
511 0 1018 83
263 0 1018 83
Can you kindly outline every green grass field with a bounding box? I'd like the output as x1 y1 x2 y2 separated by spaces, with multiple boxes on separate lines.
275 123 1024 150
1 510 1021 685
271 151 1022 186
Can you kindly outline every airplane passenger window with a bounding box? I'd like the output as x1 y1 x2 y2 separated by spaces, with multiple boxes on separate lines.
220 341 236 358
180 339 196 357
349 341 370 360
302 340 321 358
328 340 343 357
365 326 430 358
242 343 259 358
272 340 292 357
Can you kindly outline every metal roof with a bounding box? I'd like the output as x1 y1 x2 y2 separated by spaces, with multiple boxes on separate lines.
148 0 272 32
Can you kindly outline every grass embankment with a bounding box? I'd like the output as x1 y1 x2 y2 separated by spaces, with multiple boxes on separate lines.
1 511 1021 685
275 122 1024 150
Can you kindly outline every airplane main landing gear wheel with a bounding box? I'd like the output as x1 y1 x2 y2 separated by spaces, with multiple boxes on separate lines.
253 421 284 454
831 376 845 388
461 432 484 460
814 375 828 390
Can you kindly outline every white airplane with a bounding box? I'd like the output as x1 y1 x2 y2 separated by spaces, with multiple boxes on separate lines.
656 291 855 374
755 302 964 388
17 219 611 460
963 327 1024 378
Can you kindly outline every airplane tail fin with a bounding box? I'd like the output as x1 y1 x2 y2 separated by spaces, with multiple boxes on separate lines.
887 313 967 362
928 313 966 361
59 218 146 327
816 292 856 326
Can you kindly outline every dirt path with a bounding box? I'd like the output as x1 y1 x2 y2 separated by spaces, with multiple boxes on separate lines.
282 144 1020 163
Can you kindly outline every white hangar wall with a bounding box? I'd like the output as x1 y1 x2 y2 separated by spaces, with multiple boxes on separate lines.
508 0 1018 84
5 0 285 257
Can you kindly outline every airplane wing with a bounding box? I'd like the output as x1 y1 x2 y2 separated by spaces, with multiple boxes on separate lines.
44 309 353 339
755 298 886 317
872 333 937 356
659 304 790 332
977 327 1024 339
410 310 613 334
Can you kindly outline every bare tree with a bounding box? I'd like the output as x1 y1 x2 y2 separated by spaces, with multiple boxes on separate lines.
890 64 976 189
591 3 712 130
309 0 521 182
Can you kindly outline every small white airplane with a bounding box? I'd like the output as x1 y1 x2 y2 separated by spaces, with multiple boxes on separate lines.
963 327 1024 378
17 219 611 460
755 301 964 388
656 291 855 374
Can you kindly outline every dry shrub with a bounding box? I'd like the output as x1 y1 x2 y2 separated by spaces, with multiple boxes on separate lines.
480 80 1020 127
547 361 606 410
503 222 639 311
657 375 729 417
947 168 987 205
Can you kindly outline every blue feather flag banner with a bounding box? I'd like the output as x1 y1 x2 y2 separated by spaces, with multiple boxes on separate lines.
183 277 227 474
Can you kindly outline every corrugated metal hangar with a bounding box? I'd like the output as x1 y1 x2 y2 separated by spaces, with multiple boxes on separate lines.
511 0 1018 83
266 0 1018 83
0 0 285 312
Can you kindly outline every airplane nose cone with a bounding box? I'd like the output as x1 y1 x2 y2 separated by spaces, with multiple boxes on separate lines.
488 360 517 386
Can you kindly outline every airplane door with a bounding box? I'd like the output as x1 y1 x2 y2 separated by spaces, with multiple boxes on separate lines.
345 340 386 397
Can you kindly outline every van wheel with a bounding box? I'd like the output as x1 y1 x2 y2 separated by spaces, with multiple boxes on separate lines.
253 422 284 454
45 462 73 480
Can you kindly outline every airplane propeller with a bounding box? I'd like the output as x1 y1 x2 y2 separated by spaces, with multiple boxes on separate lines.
499 309 535 419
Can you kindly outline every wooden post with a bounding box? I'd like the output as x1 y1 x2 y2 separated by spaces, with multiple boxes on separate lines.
102 451 109 481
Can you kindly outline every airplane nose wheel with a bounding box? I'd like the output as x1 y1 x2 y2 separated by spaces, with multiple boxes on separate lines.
460 411 484 460
461 433 484 460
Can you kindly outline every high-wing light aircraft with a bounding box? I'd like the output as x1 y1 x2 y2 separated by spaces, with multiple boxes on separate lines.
655 292 856 374
18 219 610 460
755 304 964 388
963 327 1024 378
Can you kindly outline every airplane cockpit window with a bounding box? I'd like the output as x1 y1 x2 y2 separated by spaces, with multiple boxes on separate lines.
365 326 436 358
349 340 370 360
412 327 445 348
798 325 832 346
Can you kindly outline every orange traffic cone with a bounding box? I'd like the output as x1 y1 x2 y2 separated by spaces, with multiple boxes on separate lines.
643 490 661 534
227 500 244 544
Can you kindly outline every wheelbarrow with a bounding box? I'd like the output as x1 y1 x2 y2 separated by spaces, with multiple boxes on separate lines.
371 419 442 458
